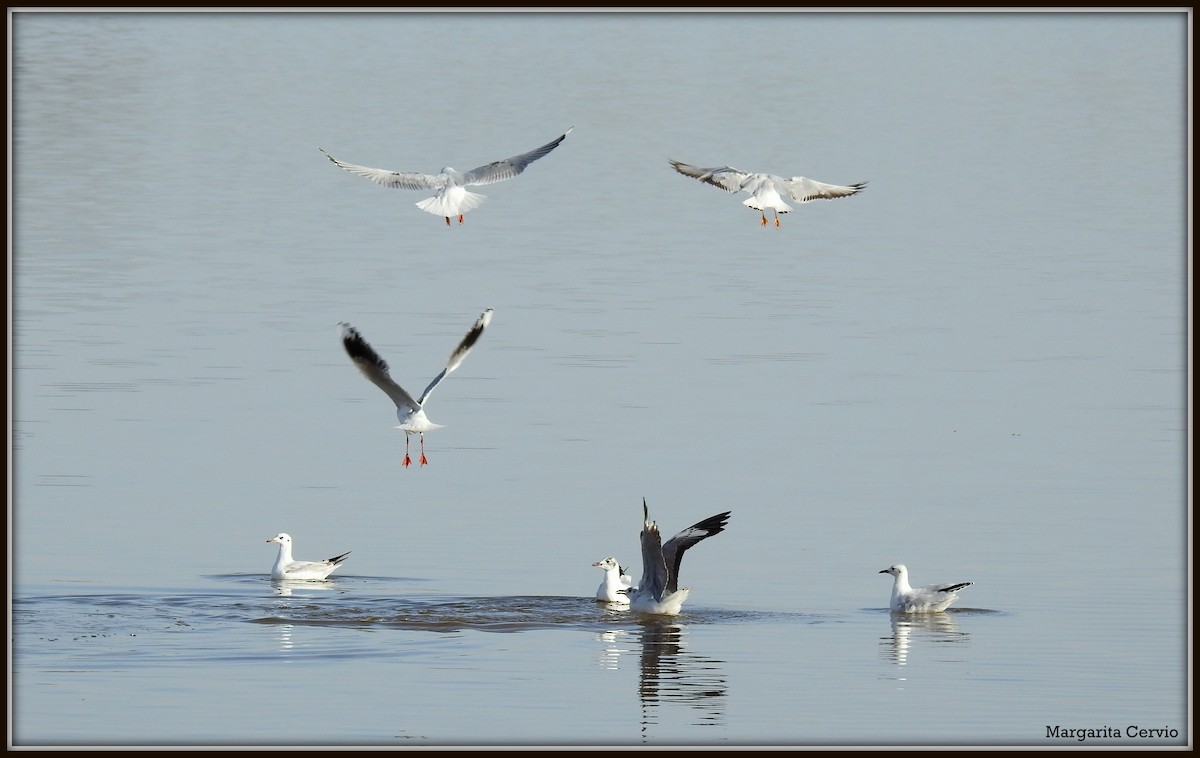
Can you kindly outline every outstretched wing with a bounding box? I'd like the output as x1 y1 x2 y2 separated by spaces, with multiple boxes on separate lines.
668 161 753 193
320 148 445 190
462 128 573 186
418 309 494 406
661 510 731 594
340 322 420 413
637 500 669 602
786 176 867 202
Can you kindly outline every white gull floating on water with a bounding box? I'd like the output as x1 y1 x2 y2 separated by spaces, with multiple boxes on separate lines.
627 499 731 616
266 533 351 581
668 160 866 228
592 557 634 604
320 128 572 226
340 309 492 468
880 563 972 613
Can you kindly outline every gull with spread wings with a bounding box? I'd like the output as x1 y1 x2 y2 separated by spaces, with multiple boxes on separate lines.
340 310 492 467
669 159 866 227
321 128 572 225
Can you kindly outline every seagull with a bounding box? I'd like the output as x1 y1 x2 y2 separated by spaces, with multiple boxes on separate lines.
592 556 634 604
668 160 866 227
266 533 351 581
879 563 972 613
320 128 573 226
628 499 731 616
340 309 493 468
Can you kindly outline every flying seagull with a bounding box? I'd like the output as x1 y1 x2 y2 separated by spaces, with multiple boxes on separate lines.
668 160 866 227
592 556 634 604
266 533 351 581
320 128 573 225
879 563 972 613
628 499 731 615
340 309 493 468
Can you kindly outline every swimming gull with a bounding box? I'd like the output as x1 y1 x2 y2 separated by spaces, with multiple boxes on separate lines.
266 533 351 581
668 160 866 227
880 563 972 613
628 499 731 616
592 556 634 604
320 128 573 225
340 309 493 468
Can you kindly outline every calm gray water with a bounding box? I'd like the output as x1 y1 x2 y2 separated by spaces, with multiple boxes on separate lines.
10 10 1189 748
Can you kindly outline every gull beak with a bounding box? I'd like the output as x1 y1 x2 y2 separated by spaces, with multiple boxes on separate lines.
878 569 889 574
592 561 603 567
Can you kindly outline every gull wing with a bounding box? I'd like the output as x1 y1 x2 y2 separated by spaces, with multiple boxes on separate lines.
461 128 573 186
931 581 972 594
637 500 669 602
661 510 731 594
786 176 867 202
325 551 352 566
668 161 753 193
418 309 493 406
320 148 445 190
340 323 421 413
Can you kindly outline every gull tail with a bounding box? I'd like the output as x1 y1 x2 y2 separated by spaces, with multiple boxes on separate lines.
416 190 486 217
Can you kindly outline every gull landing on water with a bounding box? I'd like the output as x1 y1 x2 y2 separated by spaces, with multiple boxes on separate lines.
266 533 351 581
340 309 493 468
669 160 866 228
592 557 634 604
880 563 972 613
628 499 731 616
320 128 572 226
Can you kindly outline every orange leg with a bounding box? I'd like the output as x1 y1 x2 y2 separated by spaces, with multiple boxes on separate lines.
418 434 429 466
774 212 781 228
760 213 768 226
444 216 451 226
457 214 465 224
402 435 412 468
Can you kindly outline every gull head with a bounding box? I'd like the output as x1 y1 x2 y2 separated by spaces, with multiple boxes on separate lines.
593 557 620 571
879 564 906 577
267 533 291 546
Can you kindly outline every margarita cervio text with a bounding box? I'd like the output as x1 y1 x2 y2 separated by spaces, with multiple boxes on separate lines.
1045 725 1179 741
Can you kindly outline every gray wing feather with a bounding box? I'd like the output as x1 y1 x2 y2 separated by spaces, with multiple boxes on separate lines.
661 511 731 594
786 176 868 202
669 160 751 193
340 323 421 412
461 128 573 186
320 148 445 190
418 309 493 405
638 520 668 603
933 581 972 594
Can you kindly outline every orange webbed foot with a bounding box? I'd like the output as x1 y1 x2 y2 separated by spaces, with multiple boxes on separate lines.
403 454 412 468
419 454 429 466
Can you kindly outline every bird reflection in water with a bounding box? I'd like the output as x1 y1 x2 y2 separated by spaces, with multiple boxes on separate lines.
276 623 295 653
271 578 339 597
880 611 969 669
636 618 727 738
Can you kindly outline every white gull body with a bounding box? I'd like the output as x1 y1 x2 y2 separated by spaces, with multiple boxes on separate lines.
340 309 492 468
592 556 634 604
628 499 731 616
669 160 866 227
320 128 572 225
266 533 351 581
880 563 972 613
